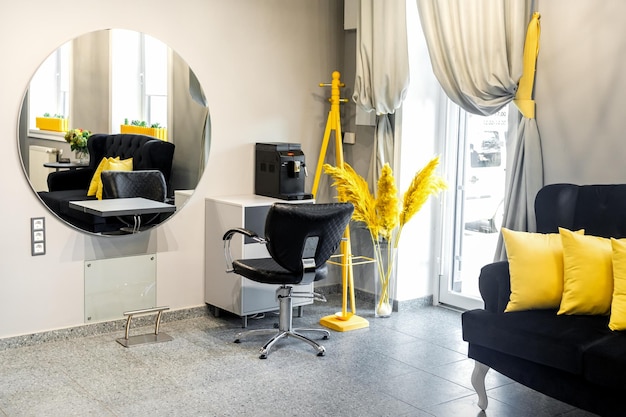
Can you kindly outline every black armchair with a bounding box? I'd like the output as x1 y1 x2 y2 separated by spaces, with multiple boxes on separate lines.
223 202 354 359
47 133 175 192
39 133 175 233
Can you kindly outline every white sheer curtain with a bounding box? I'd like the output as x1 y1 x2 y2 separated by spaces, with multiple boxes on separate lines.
416 1 543 260
353 0 410 188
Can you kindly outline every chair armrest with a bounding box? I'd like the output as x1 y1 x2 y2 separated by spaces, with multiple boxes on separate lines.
478 261 511 313
222 228 267 272
223 227 261 242
47 169 95 192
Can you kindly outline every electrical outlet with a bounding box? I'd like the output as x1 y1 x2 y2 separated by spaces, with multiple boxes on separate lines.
31 217 46 256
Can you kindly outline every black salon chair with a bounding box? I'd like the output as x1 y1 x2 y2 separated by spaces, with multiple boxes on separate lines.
223 202 354 359
101 170 168 233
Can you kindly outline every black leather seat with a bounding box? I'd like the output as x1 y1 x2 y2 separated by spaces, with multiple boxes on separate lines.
223 202 353 359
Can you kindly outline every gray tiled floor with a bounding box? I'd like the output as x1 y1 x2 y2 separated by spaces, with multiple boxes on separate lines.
0 295 598 417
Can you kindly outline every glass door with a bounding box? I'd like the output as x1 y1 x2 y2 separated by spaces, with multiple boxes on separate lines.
439 104 509 310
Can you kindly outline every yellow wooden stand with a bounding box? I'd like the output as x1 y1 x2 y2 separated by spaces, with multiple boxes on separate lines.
313 71 369 332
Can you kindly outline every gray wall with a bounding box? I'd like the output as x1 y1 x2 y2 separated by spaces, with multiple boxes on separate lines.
170 53 209 193
72 30 111 134
537 2 626 185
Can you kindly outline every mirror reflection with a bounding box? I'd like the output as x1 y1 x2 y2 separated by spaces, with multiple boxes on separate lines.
18 29 210 235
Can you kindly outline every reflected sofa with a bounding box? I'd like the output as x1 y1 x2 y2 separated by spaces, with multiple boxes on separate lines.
462 183 626 417
38 133 175 233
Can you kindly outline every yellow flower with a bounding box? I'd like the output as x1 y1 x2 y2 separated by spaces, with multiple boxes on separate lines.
324 157 447 315
375 164 399 242
324 156 446 248
323 163 379 238
400 155 448 227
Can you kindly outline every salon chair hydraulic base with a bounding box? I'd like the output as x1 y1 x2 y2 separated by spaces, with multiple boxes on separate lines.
234 286 329 359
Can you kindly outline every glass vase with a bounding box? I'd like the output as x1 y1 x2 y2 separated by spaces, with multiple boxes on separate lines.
75 149 89 164
374 240 397 318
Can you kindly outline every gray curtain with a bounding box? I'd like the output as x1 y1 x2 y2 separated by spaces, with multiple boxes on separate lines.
495 12 543 260
188 68 210 177
416 1 543 260
503 116 543 234
353 0 410 188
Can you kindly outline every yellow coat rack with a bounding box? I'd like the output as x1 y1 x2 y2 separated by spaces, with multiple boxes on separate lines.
312 71 369 332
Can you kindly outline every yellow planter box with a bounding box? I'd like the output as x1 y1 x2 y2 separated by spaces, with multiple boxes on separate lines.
120 125 168 141
36 117 68 132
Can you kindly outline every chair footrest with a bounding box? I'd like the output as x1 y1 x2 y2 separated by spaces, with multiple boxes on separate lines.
287 291 326 302
116 306 172 348
313 292 327 302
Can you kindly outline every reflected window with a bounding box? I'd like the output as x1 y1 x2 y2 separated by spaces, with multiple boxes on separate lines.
111 30 168 130
28 42 70 129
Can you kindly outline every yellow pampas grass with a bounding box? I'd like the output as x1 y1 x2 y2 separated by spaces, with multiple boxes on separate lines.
323 163 379 238
324 156 446 247
324 157 447 316
376 164 399 241
400 155 447 227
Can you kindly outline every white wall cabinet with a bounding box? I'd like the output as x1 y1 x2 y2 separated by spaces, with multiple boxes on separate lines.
205 195 315 326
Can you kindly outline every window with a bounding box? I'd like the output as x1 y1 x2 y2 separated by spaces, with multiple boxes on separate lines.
28 41 70 130
28 30 168 138
438 104 509 310
143 34 168 127
111 30 168 131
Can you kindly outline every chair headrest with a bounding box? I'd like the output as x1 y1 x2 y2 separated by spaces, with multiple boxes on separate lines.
264 202 354 273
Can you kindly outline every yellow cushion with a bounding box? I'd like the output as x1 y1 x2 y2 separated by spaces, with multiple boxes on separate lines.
87 157 119 197
558 228 613 315
610 238 626 330
95 157 133 200
502 227 581 312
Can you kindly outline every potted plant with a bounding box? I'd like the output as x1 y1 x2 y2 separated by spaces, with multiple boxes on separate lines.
120 119 168 141
64 128 91 163
36 113 69 132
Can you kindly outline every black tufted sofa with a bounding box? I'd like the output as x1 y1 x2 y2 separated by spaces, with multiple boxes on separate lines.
462 183 626 417
38 133 175 233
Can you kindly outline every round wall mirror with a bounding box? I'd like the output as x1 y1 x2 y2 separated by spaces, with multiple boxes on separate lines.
17 29 210 235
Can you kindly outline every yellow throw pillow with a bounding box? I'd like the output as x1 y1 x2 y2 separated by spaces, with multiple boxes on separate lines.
609 238 626 330
87 156 119 197
558 228 613 315
502 227 582 312
96 157 133 200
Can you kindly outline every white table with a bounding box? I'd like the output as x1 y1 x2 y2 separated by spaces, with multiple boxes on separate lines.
70 198 176 232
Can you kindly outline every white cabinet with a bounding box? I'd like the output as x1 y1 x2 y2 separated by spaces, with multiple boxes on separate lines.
205 195 315 326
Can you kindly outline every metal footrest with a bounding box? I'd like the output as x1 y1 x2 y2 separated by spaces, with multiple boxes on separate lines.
116 306 173 347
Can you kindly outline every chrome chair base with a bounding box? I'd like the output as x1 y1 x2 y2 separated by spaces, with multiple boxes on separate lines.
233 285 329 359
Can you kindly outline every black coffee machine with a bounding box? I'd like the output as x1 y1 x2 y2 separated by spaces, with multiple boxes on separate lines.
255 142 313 200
